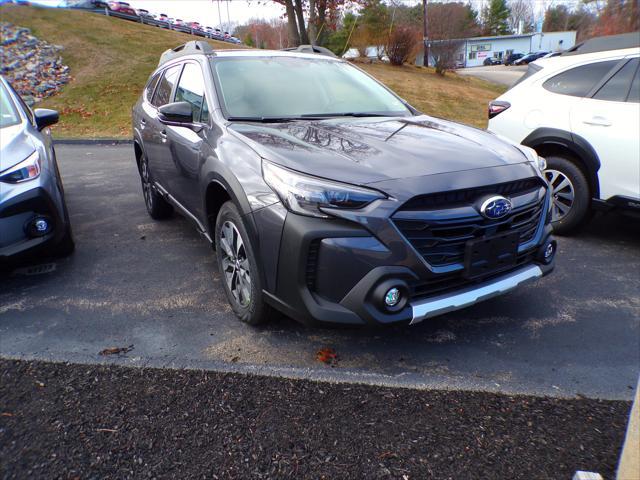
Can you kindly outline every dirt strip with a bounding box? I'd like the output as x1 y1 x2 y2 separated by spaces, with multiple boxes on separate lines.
0 359 631 479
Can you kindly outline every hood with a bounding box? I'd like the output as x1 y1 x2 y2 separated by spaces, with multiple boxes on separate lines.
0 123 35 172
228 115 529 185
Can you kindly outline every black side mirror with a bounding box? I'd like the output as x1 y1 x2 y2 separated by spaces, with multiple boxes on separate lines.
34 108 59 130
158 101 194 125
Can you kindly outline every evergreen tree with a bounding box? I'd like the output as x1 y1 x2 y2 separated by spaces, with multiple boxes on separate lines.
483 0 511 35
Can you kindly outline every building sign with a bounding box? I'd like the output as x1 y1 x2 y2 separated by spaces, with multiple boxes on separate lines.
470 43 491 52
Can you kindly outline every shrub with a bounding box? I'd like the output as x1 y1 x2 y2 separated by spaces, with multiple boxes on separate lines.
385 26 419 66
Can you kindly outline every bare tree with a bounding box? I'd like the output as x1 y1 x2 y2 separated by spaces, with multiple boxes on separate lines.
508 0 534 33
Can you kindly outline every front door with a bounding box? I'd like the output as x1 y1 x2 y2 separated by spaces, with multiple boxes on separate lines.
164 62 209 220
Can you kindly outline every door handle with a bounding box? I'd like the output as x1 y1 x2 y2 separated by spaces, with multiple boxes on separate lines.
160 130 167 142
583 116 611 127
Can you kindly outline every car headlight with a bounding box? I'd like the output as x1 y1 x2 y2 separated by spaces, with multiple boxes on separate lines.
517 145 546 172
0 151 41 183
262 160 386 218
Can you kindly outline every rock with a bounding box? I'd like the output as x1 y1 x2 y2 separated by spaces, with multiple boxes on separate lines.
0 22 70 101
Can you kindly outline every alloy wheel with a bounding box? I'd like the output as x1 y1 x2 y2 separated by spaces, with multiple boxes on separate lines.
545 169 575 222
219 220 251 308
140 157 153 211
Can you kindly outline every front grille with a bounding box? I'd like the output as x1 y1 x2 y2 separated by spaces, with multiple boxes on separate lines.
400 177 543 211
394 190 545 268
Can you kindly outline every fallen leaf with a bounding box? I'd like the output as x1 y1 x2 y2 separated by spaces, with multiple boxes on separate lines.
316 348 338 365
1 412 14 417
99 345 134 356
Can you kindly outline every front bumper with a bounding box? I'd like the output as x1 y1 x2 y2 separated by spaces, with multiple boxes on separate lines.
0 186 66 261
255 169 555 327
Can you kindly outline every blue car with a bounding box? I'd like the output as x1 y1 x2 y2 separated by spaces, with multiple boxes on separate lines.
0 76 74 263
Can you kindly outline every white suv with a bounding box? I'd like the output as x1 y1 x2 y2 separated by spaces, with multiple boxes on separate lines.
488 43 640 234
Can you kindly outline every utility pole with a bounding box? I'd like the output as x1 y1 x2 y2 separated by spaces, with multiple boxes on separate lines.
422 0 429 67
216 0 222 30
226 0 231 32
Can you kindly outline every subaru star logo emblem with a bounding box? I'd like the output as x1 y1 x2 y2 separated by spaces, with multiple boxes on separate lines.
480 195 512 220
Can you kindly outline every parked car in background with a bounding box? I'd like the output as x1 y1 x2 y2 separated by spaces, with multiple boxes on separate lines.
483 57 502 66
504 53 524 65
107 1 136 16
0 76 74 262
515 52 549 65
91 0 108 9
488 43 640 233
132 41 555 327
136 8 153 19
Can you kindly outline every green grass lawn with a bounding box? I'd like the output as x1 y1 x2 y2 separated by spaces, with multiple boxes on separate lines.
1 4 506 138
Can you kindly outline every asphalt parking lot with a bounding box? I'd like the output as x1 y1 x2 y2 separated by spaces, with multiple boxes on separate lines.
456 65 528 86
0 144 638 400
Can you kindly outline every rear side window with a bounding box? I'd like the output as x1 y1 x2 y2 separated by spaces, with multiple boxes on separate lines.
152 64 182 108
144 72 161 103
543 60 619 97
175 62 206 122
593 58 639 102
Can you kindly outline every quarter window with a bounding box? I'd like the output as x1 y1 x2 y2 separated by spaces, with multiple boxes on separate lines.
175 63 206 122
593 58 639 102
152 64 182 108
543 60 619 97
144 72 162 103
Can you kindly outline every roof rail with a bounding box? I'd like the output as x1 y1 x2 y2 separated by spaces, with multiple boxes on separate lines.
158 41 214 66
281 44 337 58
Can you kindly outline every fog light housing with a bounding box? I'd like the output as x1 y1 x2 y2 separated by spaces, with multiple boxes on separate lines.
384 288 401 307
25 216 53 237
537 239 557 265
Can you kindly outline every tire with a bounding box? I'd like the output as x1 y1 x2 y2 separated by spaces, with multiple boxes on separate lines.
139 152 173 220
214 201 275 325
51 221 75 257
544 155 591 235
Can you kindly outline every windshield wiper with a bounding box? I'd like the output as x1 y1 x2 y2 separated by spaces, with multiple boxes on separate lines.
227 116 301 123
300 112 397 118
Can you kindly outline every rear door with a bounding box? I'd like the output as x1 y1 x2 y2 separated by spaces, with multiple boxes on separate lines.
164 61 209 218
569 57 640 201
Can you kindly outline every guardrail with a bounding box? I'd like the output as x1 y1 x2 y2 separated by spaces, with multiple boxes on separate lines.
70 7 241 44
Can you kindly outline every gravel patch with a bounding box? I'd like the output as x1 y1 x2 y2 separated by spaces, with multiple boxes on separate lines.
0 22 69 103
0 359 630 479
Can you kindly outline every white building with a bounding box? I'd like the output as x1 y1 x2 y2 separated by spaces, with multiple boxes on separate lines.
416 31 577 68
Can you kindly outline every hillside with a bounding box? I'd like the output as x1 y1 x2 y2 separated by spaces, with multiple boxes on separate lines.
0 4 505 138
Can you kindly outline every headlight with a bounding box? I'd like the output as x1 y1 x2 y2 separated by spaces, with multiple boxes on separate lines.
517 145 545 172
262 160 386 218
0 151 41 183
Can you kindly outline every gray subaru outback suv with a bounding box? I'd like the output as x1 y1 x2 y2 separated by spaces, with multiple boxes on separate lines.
132 41 556 327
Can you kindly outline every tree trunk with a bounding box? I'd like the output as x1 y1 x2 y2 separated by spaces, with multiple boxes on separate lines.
284 0 300 46
294 0 310 44
308 0 317 45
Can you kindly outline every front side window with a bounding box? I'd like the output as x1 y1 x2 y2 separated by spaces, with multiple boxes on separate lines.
175 62 206 122
543 60 619 97
593 58 639 102
152 64 182 108
0 82 20 128
211 56 409 119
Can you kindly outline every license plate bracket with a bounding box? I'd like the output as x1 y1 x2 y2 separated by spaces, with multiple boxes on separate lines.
464 231 519 279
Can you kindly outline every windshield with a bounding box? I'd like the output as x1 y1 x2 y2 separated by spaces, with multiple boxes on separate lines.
0 82 20 129
211 56 411 119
